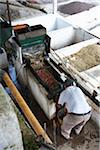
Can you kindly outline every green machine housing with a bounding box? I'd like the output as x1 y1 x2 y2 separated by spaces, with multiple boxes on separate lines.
14 24 51 54
0 19 12 47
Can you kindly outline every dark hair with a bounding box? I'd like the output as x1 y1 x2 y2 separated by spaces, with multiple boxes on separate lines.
64 79 74 87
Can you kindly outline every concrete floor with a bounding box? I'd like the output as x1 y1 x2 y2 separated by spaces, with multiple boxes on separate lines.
57 120 99 150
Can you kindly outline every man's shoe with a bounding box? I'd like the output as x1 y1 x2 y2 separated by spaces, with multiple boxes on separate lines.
66 137 73 140
61 132 73 140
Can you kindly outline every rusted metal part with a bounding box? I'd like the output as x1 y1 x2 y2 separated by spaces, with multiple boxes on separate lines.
36 68 58 90
30 57 61 99
13 24 29 31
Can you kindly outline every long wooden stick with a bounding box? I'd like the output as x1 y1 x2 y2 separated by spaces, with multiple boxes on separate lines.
3 72 52 144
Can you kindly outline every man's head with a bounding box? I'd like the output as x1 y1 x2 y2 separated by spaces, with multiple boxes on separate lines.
63 78 75 88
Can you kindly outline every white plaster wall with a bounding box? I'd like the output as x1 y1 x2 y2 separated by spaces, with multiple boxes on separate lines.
12 14 70 31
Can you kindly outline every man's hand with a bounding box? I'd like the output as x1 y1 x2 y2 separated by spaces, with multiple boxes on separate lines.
56 103 67 125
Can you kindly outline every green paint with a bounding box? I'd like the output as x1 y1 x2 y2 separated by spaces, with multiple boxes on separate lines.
19 35 45 49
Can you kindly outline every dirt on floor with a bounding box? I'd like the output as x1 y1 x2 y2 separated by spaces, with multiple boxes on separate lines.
66 44 100 72
57 119 99 150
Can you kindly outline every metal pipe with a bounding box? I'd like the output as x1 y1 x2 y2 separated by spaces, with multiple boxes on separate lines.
52 0 57 14
19 47 23 64
2 71 52 144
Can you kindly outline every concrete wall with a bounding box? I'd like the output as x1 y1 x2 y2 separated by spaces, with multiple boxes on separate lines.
0 84 23 150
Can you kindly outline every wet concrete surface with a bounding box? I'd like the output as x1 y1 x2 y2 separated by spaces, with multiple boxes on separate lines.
58 1 95 15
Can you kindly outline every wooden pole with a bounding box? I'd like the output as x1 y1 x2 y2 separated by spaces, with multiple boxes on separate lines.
3 72 52 144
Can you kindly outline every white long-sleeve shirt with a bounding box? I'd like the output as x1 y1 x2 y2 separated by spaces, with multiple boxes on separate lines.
58 86 91 114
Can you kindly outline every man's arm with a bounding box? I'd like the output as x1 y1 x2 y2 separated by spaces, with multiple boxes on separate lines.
56 103 68 124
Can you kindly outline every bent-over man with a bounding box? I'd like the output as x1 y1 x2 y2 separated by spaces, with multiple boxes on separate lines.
57 79 91 140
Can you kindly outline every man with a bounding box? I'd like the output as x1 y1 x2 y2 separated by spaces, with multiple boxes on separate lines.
57 79 91 140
